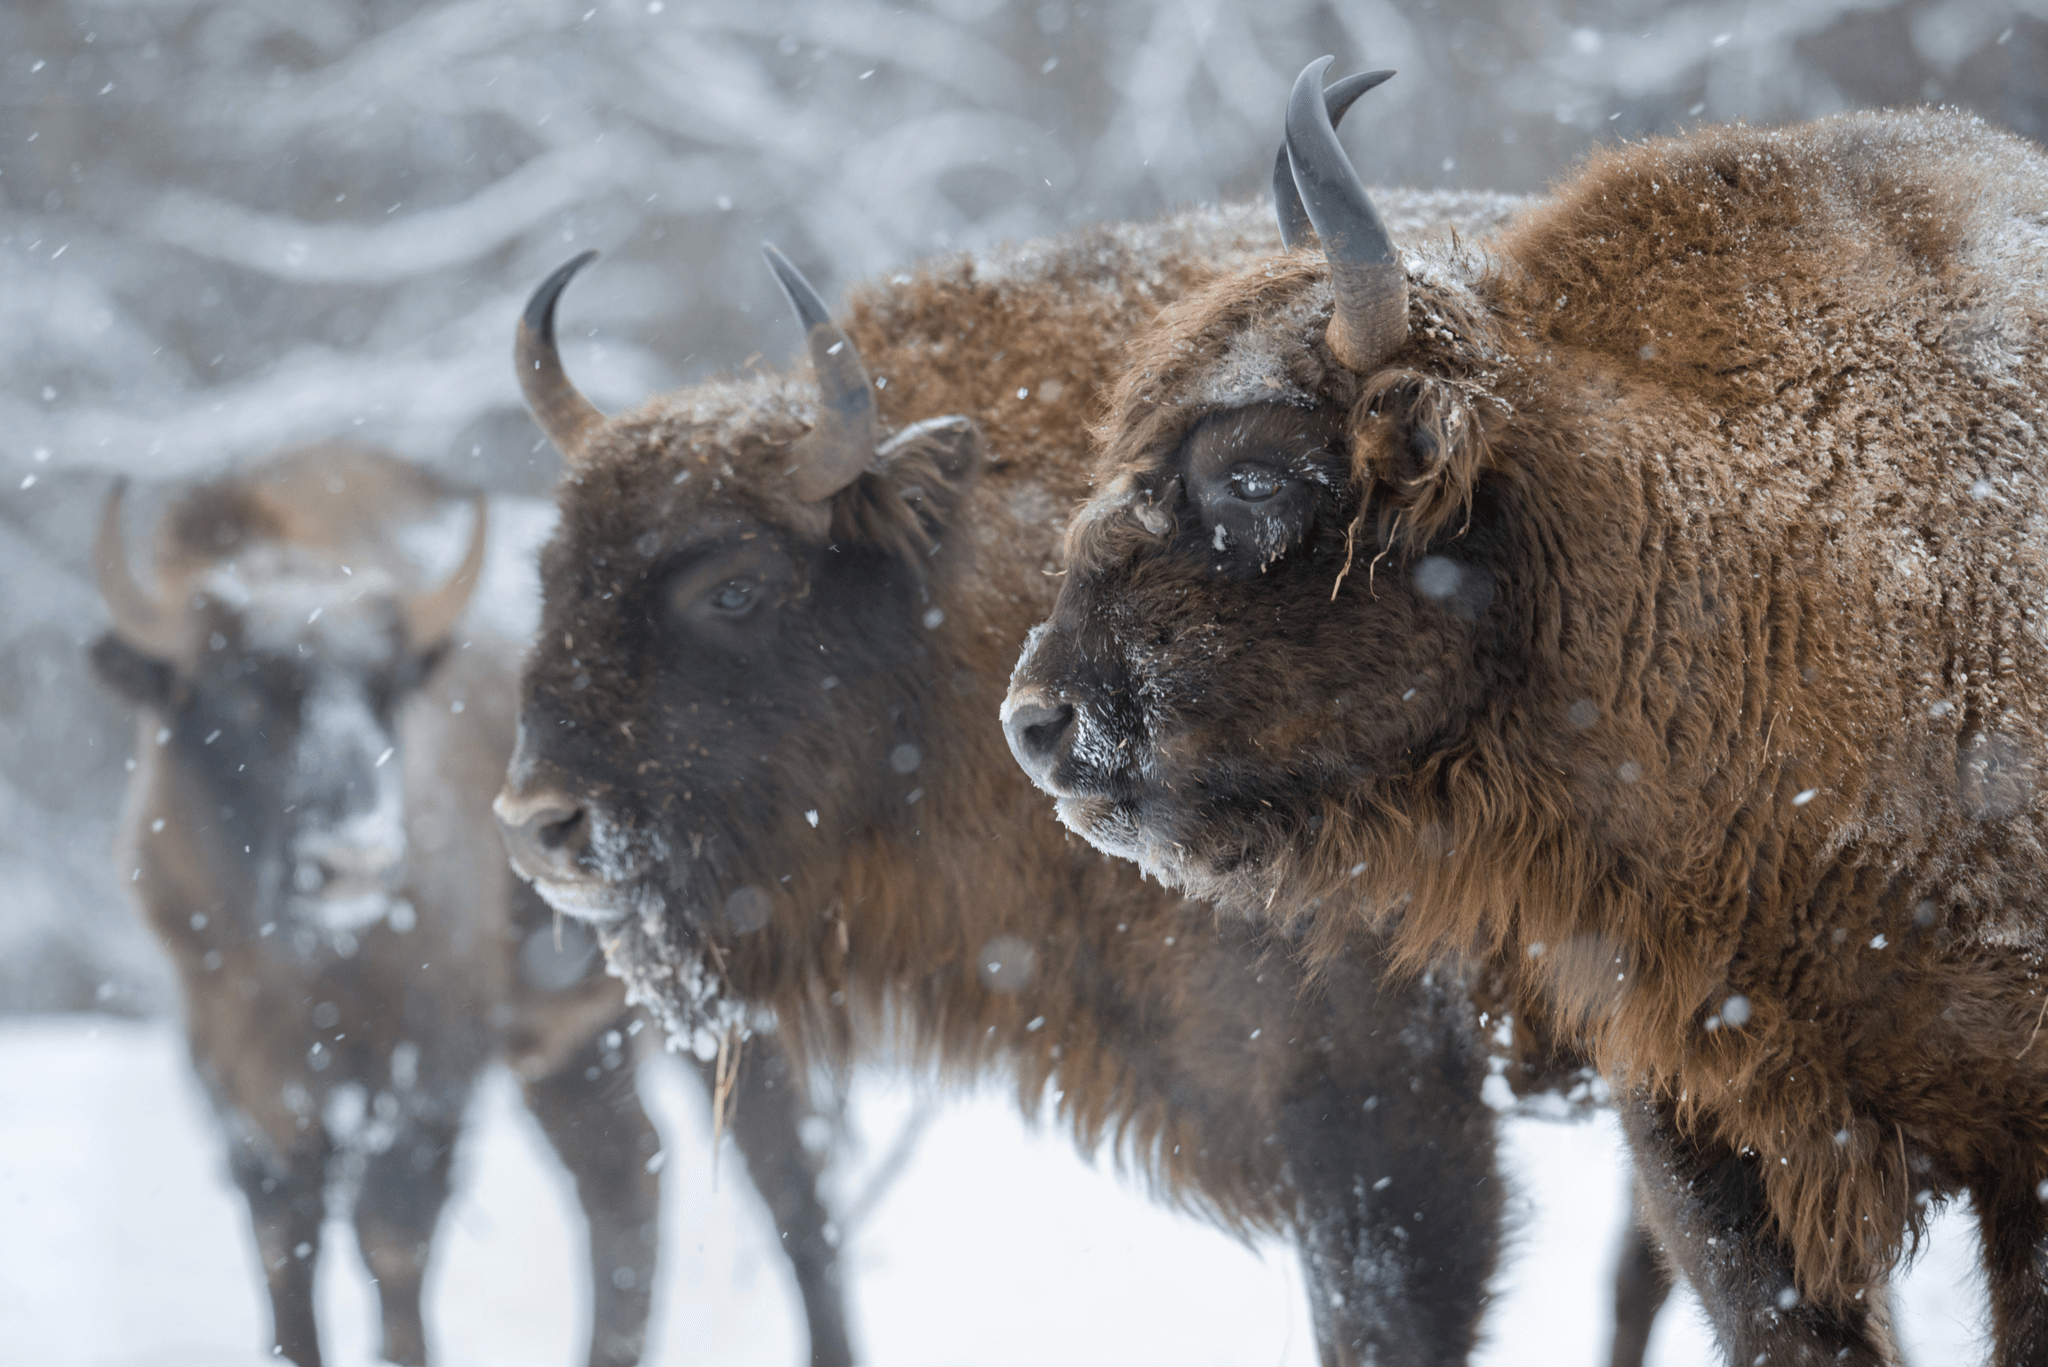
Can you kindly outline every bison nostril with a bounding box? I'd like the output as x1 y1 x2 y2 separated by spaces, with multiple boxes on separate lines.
535 806 585 852
494 790 590 880
1002 697 1076 783
1020 705 1073 757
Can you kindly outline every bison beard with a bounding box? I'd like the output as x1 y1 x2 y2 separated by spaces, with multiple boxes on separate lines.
488 198 1682 1363
1011 94 2048 1366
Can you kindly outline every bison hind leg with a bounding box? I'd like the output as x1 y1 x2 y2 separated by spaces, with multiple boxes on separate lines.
1972 1166 2048 1367
354 1114 464 1367
229 1138 331 1367
1607 1186 1674 1367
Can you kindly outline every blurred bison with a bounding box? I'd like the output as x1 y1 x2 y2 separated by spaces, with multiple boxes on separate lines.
483 188 1645 1363
1008 61 2048 1366
91 446 848 1367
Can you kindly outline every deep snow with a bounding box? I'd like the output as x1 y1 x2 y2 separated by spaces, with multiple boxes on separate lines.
0 1015 1991 1367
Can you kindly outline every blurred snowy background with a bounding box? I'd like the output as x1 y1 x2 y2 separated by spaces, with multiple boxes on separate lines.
6 0 2048 1011
0 1 2038 1362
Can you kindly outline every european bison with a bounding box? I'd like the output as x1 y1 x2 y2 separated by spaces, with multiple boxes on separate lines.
488 187 1672 1362
91 445 849 1367
1007 59 2048 1365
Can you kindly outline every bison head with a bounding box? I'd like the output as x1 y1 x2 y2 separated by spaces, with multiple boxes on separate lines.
494 250 984 1038
92 451 485 944
1004 60 1526 912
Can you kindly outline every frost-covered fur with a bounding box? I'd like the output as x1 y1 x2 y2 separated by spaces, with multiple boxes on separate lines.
1013 110 2048 1365
501 198 1604 1364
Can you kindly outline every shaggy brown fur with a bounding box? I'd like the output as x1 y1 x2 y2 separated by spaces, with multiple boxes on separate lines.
93 446 847 1367
1010 109 2048 1364
494 198 1605 1364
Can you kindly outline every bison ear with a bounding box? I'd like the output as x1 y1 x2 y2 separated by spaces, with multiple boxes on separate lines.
90 633 174 708
877 413 984 482
872 413 984 519
1350 372 1495 546
826 414 985 567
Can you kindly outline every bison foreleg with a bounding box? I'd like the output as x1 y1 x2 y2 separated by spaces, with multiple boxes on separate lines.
1281 995 1504 1366
685 1030 855 1367
354 1115 462 1366
524 1021 663 1367
1620 1091 1898 1366
229 1137 331 1367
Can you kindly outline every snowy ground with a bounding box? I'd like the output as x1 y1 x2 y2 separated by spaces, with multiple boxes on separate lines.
0 1015 1990 1367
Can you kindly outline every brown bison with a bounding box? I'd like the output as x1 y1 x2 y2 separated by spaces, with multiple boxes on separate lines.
90 445 849 1367
1007 58 2048 1366
487 180 1682 1362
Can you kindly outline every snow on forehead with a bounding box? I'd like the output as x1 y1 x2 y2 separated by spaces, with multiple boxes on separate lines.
634 371 815 466
203 542 403 657
1190 278 1334 410
615 373 834 538
1184 235 1490 412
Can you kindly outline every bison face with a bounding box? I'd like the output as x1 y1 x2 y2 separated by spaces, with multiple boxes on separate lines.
96 568 452 936
1006 384 1513 906
495 401 983 1020
1003 55 1537 907
92 469 486 946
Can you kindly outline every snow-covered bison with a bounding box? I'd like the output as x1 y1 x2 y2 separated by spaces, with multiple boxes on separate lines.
487 190 1603 1362
1007 60 2048 1366
91 446 848 1367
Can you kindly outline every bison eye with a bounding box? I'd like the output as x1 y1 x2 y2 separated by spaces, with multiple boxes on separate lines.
708 581 757 616
1227 464 1283 503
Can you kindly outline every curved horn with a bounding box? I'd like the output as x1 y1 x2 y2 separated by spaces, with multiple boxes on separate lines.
1284 57 1407 371
762 243 879 503
1272 68 1395 250
95 479 183 657
516 251 607 463
401 493 488 650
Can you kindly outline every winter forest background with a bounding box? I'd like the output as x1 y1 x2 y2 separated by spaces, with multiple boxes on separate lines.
1 1 2043 1363
7 0 2048 1011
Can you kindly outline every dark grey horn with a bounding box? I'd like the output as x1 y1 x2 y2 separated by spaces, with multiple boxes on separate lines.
400 493 488 651
762 243 879 503
1284 56 1407 371
515 251 607 463
1273 68 1395 250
